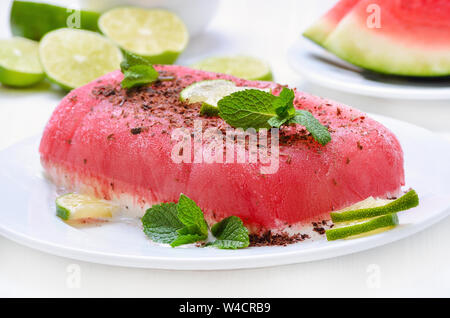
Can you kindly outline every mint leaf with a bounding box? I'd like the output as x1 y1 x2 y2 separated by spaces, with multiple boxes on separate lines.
171 224 208 247
272 87 295 119
218 89 277 130
217 88 331 145
267 116 288 128
142 203 183 244
207 216 250 249
177 194 209 237
120 51 159 89
171 234 207 247
288 110 331 145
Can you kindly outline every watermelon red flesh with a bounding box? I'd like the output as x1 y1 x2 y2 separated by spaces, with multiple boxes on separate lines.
39 65 404 233
303 0 360 45
309 0 450 76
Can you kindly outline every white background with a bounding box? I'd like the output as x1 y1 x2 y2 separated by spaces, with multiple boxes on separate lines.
0 0 449 297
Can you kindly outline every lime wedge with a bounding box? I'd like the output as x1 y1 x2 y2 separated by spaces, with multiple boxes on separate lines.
180 79 271 116
98 7 188 64
39 28 122 90
10 0 100 41
0 37 44 87
330 190 419 223
56 193 118 222
191 56 273 81
326 213 399 241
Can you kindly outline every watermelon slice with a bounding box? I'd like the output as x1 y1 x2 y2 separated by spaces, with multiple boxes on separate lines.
304 0 450 77
303 0 361 46
39 65 405 235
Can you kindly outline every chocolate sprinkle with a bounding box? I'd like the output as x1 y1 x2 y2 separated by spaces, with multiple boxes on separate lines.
249 231 310 247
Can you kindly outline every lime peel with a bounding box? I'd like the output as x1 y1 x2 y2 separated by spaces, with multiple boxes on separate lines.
10 0 100 41
330 190 419 223
180 79 270 116
39 28 122 90
191 56 273 81
0 37 44 87
98 7 188 64
56 193 118 222
326 213 399 241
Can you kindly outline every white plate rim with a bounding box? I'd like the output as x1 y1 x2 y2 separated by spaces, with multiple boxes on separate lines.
287 37 450 100
0 114 449 270
1 204 449 270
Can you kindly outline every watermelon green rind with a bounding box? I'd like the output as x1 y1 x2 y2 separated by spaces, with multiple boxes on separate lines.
305 0 450 77
303 0 361 47
323 13 450 77
303 20 332 47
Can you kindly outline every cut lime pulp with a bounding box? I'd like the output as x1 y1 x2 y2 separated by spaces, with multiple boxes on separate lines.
180 79 271 116
191 56 273 81
98 7 188 64
39 28 122 90
56 193 118 222
0 37 44 87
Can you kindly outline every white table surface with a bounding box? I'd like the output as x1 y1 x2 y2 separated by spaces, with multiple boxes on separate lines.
0 0 449 297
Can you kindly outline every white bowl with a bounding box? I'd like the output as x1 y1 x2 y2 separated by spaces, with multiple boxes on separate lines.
80 0 220 37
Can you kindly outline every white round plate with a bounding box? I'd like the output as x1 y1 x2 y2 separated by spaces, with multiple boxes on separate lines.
287 37 450 100
0 114 449 270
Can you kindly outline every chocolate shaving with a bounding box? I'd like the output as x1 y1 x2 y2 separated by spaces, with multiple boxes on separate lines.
249 231 310 247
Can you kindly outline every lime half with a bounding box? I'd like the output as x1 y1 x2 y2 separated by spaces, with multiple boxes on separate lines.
191 56 273 81
39 28 122 90
0 37 44 87
98 7 188 64
10 0 100 41
180 79 271 116
56 193 118 222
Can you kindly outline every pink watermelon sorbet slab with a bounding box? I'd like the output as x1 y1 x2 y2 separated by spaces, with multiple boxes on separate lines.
39 65 405 236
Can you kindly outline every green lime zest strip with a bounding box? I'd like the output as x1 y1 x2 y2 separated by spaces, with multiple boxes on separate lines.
326 213 399 241
330 189 419 223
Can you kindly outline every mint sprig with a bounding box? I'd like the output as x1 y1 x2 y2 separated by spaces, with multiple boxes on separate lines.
218 87 331 145
120 51 159 89
207 216 250 249
141 194 250 249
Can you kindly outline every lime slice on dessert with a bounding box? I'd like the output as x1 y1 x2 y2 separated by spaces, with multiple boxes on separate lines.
39 28 122 90
191 56 273 81
330 190 419 223
98 7 188 64
56 193 118 222
10 0 100 41
326 213 399 241
0 37 44 87
180 79 271 116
